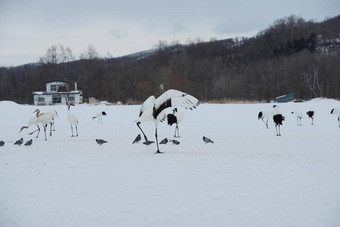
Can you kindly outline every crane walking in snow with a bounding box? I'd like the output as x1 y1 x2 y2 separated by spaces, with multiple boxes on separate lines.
273 105 285 136
48 110 58 131
306 110 314 125
20 116 40 138
93 111 107 124
33 109 53 140
136 89 199 154
291 111 303 126
167 108 184 137
258 110 272 129
67 103 79 137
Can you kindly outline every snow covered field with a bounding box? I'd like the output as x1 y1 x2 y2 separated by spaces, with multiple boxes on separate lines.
1 99 340 227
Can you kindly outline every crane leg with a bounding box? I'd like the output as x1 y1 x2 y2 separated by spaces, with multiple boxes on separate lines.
43 124 47 140
155 128 163 154
71 125 74 137
137 122 149 142
175 124 180 137
36 126 40 138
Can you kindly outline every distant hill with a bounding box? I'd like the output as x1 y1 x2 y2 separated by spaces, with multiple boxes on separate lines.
1 15 339 104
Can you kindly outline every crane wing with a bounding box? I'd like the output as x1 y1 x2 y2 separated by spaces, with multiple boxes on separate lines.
139 95 155 117
154 89 199 119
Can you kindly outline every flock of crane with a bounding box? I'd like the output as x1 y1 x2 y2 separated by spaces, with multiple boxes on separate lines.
1 88 340 153
258 105 340 136
0 89 212 154
0 103 80 148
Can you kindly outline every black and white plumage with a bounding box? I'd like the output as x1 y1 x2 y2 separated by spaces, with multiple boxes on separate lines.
14 138 23 146
167 108 184 137
306 111 314 125
136 89 199 154
0 141 5 147
93 111 107 124
24 139 33 146
132 134 141 144
330 108 340 127
258 110 272 129
273 105 285 136
203 136 214 143
96 139 108 145
291 111 303 126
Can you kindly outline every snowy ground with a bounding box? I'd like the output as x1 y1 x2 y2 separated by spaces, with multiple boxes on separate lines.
1 98 340 227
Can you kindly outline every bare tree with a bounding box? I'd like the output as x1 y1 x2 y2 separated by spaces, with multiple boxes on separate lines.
80 45 99 60
40 44 74 65
303 67 323 97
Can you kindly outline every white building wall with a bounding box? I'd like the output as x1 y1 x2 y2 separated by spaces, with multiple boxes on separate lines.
34 95 52 105
46 81 68 93
61 96 68 105
33 81 82 105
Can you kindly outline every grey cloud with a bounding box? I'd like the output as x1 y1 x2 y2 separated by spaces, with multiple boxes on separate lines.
110 30 129 39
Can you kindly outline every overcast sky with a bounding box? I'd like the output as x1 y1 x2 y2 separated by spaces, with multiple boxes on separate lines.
0 0 339 67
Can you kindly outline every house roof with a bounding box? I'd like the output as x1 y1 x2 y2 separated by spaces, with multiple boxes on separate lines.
46 81 69 85
32 91 82 95
275 93 296 99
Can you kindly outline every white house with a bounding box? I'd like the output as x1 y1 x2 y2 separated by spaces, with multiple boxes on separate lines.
33 81 83 105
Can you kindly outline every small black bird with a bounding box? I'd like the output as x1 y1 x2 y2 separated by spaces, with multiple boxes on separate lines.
171 139 180 145
14 138 23 146
96 139 108 145
0 141 5 147
143 141 154 146
24 139 33 146
203 136 214 143
160 138 168 144
132 134 141 144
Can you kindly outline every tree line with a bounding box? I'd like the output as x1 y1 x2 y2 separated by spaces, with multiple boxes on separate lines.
0 15 340 104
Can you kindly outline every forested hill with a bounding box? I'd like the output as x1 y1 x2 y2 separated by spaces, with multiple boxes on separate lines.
1 15 340 104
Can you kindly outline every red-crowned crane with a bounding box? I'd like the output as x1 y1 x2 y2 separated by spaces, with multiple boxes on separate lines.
136 89 199 154
258 110 272 129
20 116 40 138
291 110 303 126
93 111 107 124
167 108 184 137
33 109 53 140
48 110 58 131
68 104 79 137
273 105 285 136
306 110 314 125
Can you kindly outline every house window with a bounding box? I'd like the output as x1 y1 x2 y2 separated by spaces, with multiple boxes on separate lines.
58 85 69 92
52 95 61 103
50 85 57 91
38 97 45 102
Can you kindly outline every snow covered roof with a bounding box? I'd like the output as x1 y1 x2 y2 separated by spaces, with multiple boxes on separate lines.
46 81 68 85
32 91 44 95
32 91 82 95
